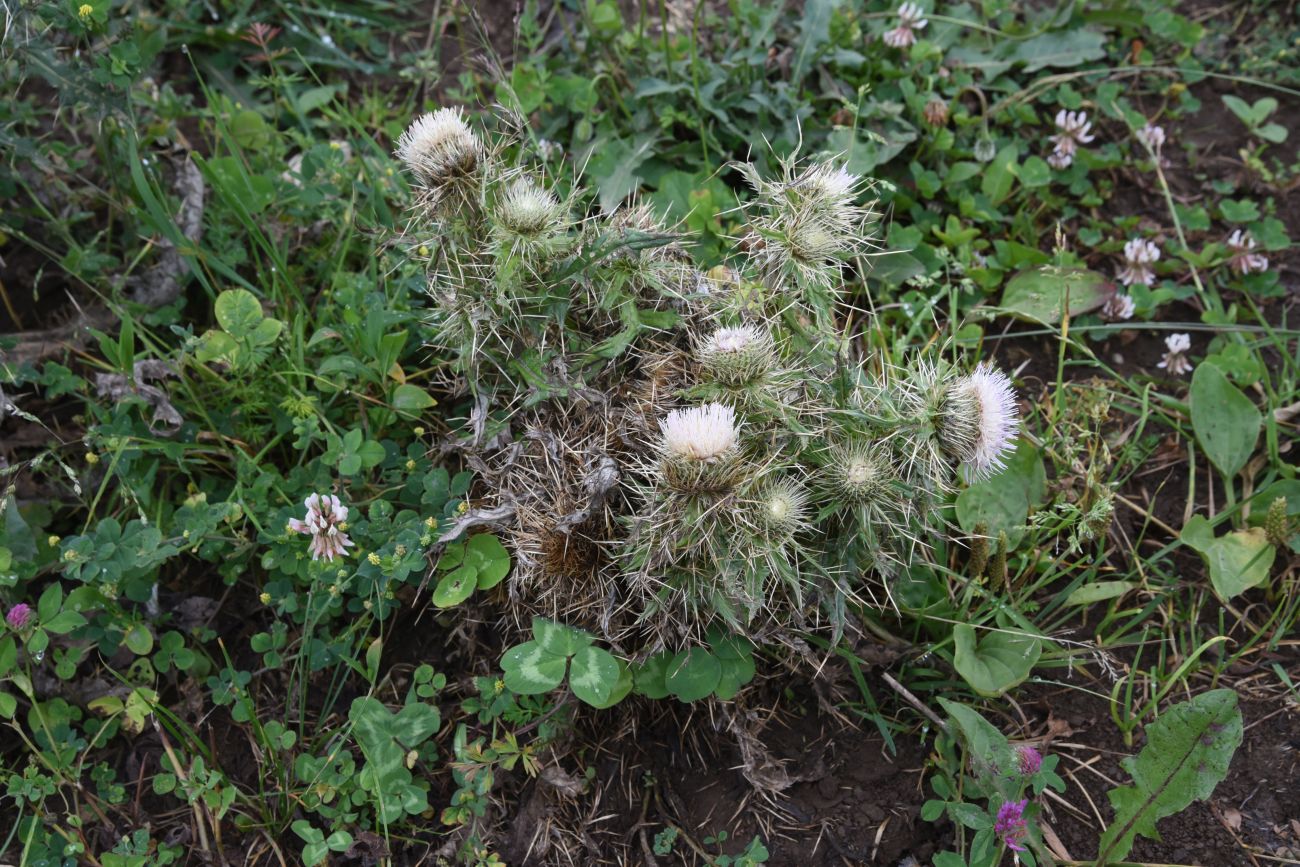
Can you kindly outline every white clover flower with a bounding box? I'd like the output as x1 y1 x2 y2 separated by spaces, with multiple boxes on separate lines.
1157 333 1193 376
941 364 1020 479
1117 238 1161 287
396 108 481 189
1226 229 1268 275
288 493 354 562
1047 110 1096 170
1136 123 1166 154
1102 293 1136 321
883 2 928 47
660 403 740 462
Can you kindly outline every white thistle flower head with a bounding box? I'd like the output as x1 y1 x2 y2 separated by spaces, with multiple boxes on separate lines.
495 177 565 239
1226 229 1268 275
1136 123 1166 153
1102 293 1136 321
288 493 355 562
660 403 739 462
698 325 778 386
1157 333 1193 376
1117 238 1160 286
940 363 1020 479
883 2 927 47
396 108 482 190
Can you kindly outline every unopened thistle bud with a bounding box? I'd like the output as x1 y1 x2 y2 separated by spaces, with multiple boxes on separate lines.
396 108 482 191
939 363 1019 480
827 443 894 507
495 177 564 239
749 478 809 541
1264 496 1292 547
658 403 743 491
697 325 777 386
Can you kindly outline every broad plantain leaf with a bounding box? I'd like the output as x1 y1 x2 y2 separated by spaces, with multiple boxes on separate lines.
1190 363 1260 479
1096 689 1242 864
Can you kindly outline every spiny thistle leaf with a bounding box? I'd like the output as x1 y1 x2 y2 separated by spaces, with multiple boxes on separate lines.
1095 689 1242 864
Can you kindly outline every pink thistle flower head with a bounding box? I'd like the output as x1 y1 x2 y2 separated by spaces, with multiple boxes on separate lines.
1016 744 1043 776
994 799 1029 852
1117 237 1160 287
288 493 355 562
6 603 33 630
1226 229 1268 275
882 2 928 48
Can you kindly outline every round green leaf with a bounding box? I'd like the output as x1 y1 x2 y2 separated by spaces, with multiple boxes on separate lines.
214 289 265 339
633 652 673 700
666 647 722 702
432 565 478 608
465 534 511 589
568 646 621 707
501 641 568 695
123 624 154 655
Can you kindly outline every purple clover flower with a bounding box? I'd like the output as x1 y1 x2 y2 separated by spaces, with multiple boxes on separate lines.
994 799 1029 852
6 603 33 630
1017 744 1043 776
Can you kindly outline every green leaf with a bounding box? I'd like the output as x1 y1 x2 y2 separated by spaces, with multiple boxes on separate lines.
1003 29 1107 72
1181 516 1275 599
981 144 1018 205
568 646 621 707
357 440 386 469
1018 155 1052 188
432 566 478 608
37 582 63 622
501 641 568 695
1096 689 1242 863
938 698 1017 777
1190 363 1260 479
464 534 511 589
42 610 86 635
1066 581 1138 606
532 618 593 657
249 317 283 346
122 624 153 654
392 384 437 414
952 623 1041 696
1001 266 1110 324
214 289 265 339
666 647 722 702
633 652 674 700
0 692 15 719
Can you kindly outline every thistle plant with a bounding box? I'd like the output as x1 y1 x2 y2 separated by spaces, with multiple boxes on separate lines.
396 105 1021 649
